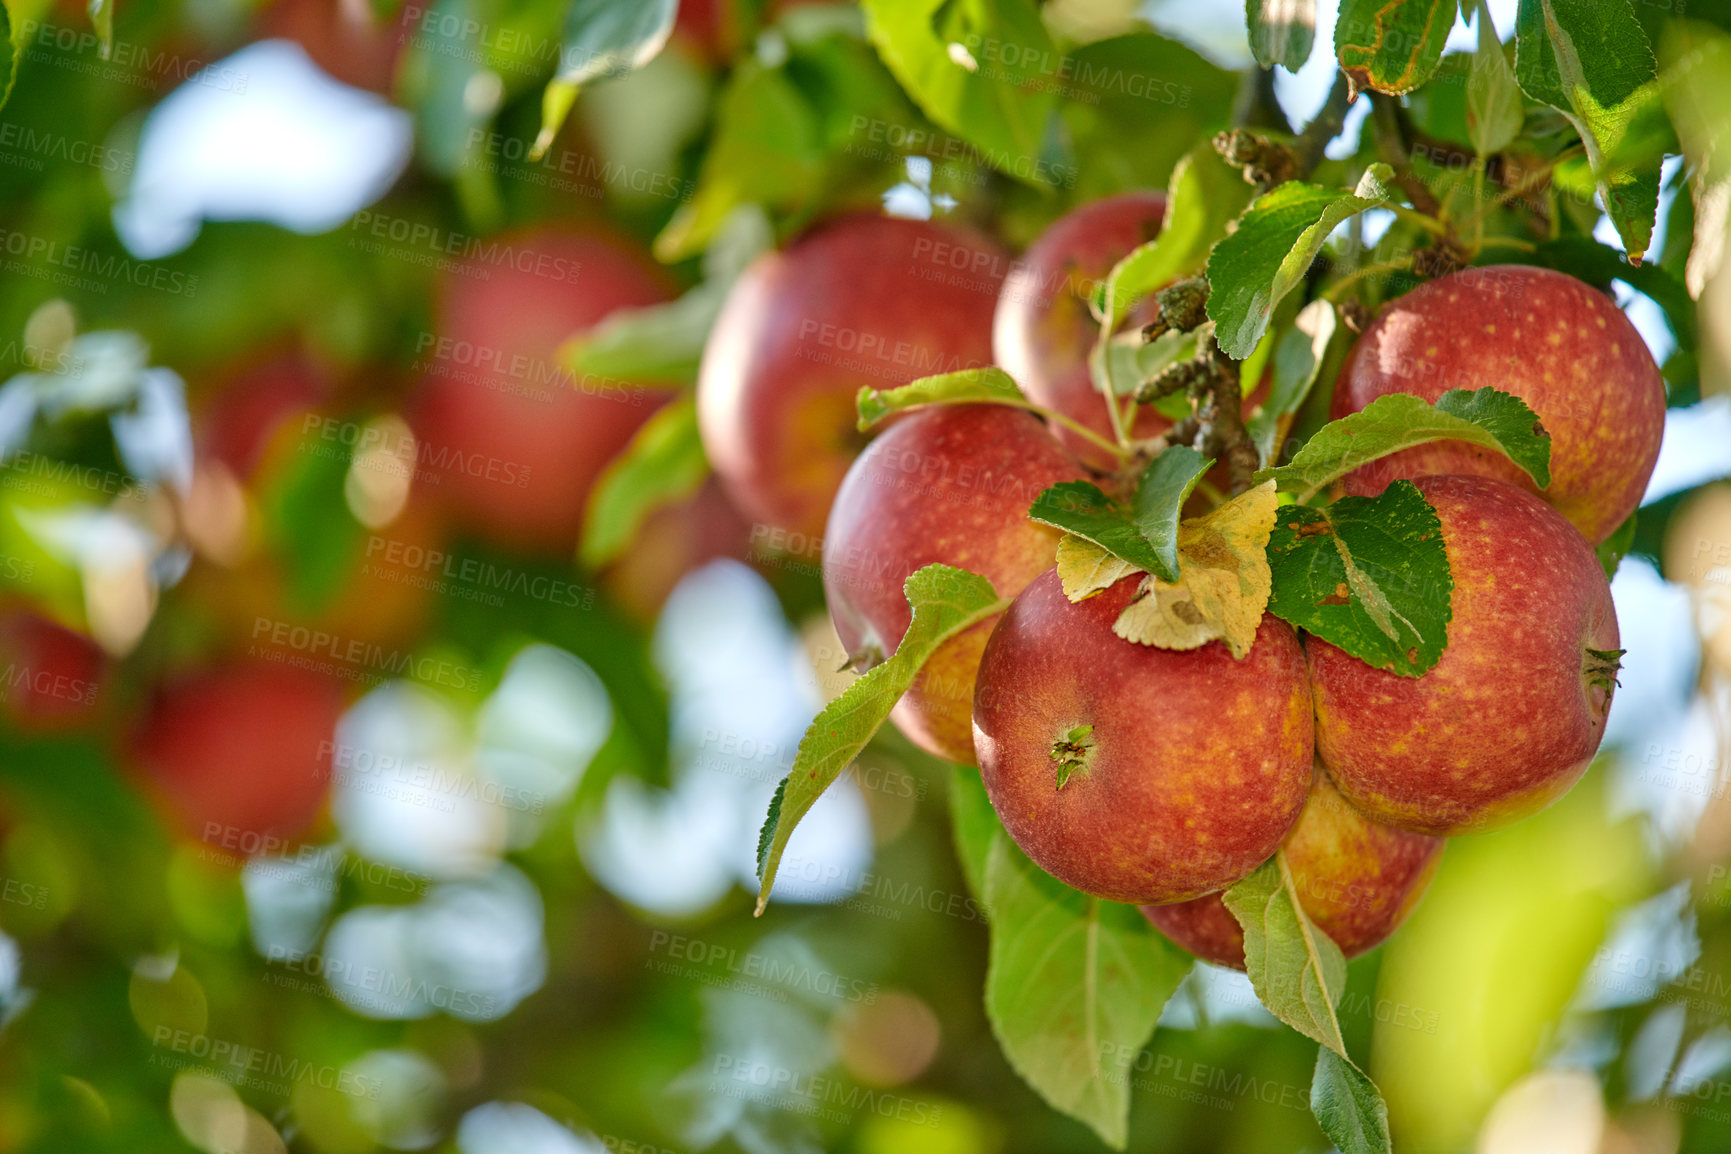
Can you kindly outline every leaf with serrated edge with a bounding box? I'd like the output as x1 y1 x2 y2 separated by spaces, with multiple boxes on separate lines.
1246 0 1318 71
973 770 1192 1150
1132 446 1213 583
579 397 709 569
755 565 1005 910
1514 0 1662 260
1056 536 1141 602
1207 165 1394 359
1113 481 1277 658
1467 0 1523 156
1267 481 1453 676
1098 148 1252 332
1222 854 1349 1054
1312 1047 1393 1154
1029 482 1168 577
1335 0 1454 96
1256 386 1552 500
857 366 1027 430
1247 299 1336 464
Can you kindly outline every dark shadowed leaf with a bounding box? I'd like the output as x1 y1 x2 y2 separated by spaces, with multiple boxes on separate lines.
1335 0 1455 96
1266 481 1453 676
1247 0 1318 71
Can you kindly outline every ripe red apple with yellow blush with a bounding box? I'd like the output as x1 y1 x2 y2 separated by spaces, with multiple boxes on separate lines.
411 227 676 554
1141 772 1443 969
823 405 1088 763
1333 265 1664 544
1308 474 1621 836
994 192 1171 463
698 215 1005 538
972 571 1313 903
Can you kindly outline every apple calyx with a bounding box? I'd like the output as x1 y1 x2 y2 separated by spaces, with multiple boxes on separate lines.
1583 647 1627 722
1050 724 1096 790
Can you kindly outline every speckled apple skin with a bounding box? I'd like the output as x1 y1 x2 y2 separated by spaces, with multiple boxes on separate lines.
1141 772 1442 969
1309 474 1620 836
699 216 1006 537
823 405 1087 763
992 193 1171 465
973 571 1314 904
1333 264 1664 545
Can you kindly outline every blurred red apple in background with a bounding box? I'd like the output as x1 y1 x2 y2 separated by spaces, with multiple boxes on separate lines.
1333 265 1665 544
129 662 346 849
600 479 751 623
973 571 1313 904
823 404 1087 763
993 192 1169 464
698 214 1006 538
263 0 414 94
411 227 676 554
0 611 106 734
1142 772 1443 968
1309 474 1621 836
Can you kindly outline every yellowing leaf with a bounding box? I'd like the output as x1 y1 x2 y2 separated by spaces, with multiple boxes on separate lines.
1112 481 1277 658
1055 535 1140 602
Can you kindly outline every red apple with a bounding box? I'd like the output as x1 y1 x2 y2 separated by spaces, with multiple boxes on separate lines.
823 404 1088 763
1141 772 1443 968
973 571 1313 904
1308 474 1620 836
601 478 751 623
410 227 676 554
0 611 105 733
129 662 347 848
263 0 415 94
1332 265 1664 544
993 192 1171 464
698 214 1006 538
196 354 330 482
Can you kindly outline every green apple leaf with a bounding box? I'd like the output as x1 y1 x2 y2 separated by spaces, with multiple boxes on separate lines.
1266 480 1453 677
1596 511 1636 579
1097 147 1254 333
564 207 772 388
856 366 1027 430
1114 481 1277 659
1246 0 1317 71
657 61 825 261
1028 483 1169 582
1246 299 1337 464
1513 0 1662 261
951 770 1193 1151
1058 33 1238 204
1312 1046 1394 1154
1335 0 1455 96
1222 854 1350 1054
533 0 678 159
1131 447 1215 582
1467 0 1524 156
756 565 1007 911
578 397 708 570
1256 386 1552 501
861 0 1062 187
1206 164 1395 359
86 0 112 58
0 2 15 114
